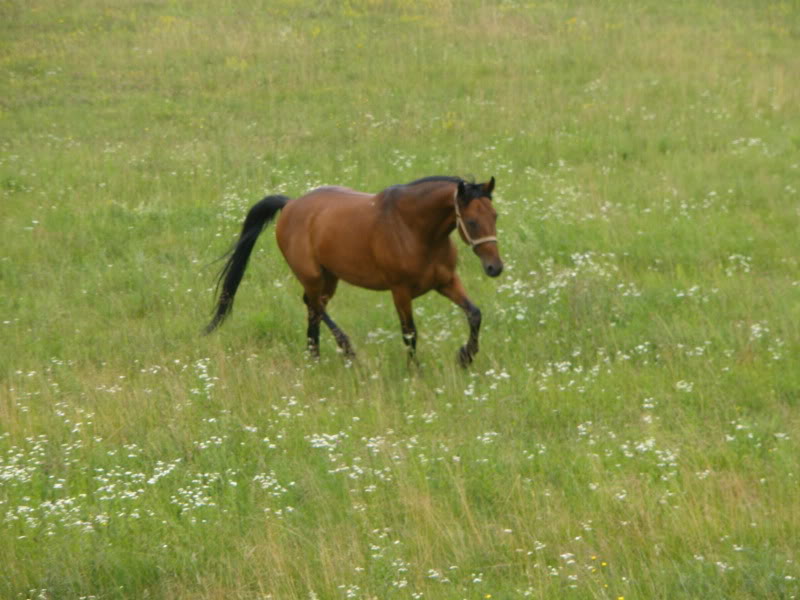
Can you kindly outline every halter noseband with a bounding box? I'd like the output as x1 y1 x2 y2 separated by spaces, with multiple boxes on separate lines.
454 191 497 249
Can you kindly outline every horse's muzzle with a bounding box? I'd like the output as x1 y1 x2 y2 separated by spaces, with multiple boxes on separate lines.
484 261 504 278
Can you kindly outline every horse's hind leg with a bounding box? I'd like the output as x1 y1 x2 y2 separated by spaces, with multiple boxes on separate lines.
319 275 356 358
321 312 355 359
303 273 355 359
303 293 323 358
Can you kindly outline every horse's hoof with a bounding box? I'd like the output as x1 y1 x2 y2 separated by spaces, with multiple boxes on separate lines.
336 346 356 360
458 346 473 368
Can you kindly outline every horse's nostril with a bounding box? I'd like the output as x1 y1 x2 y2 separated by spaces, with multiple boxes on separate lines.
485 263 503 277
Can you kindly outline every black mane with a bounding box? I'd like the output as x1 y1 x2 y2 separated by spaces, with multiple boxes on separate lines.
405 175 463 186
378 175 492 214
402 175 492 201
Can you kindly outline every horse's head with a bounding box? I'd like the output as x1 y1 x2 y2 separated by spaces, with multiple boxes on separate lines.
455 177 503 277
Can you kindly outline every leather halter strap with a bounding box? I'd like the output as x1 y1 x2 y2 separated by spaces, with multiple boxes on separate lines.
454 191 497 249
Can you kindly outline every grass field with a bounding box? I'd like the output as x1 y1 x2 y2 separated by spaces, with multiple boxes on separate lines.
2 0 800 598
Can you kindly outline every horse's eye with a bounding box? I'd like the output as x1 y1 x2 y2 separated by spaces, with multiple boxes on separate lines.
465 219 478 232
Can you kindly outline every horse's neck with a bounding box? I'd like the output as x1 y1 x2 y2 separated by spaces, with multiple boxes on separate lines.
391 184 456 244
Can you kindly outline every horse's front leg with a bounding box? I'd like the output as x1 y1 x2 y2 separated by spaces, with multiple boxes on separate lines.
437 275 481 367
390 287 419 365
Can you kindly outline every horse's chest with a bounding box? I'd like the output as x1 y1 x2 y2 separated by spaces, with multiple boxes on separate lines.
390 245 455 295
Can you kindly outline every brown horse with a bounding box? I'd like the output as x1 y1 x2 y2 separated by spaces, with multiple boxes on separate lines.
206 175 503 366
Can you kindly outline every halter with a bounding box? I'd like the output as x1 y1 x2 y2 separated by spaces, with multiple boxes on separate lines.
454 192 498 249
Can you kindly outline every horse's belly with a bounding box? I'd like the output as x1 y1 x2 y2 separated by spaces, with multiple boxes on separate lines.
321 255 391 291
330 256 444 297
337 271 390 291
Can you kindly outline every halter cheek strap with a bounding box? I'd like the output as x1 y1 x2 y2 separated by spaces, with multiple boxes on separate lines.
454 193 498 249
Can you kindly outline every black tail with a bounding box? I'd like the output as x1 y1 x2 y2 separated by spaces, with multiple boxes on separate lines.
205 194 290 334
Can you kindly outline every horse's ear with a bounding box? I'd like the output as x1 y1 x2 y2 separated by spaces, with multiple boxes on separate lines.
484 176 495 196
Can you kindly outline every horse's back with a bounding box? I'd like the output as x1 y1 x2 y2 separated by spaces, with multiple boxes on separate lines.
277 186 378 236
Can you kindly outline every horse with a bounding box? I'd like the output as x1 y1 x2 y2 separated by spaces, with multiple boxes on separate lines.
205 175 503 366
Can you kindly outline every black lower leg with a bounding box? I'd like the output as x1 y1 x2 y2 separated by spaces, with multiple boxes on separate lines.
307 314 321 357
321 312 355 358
402 318 419 365
304 294 322 357
391 288 418 366
458 302 481 367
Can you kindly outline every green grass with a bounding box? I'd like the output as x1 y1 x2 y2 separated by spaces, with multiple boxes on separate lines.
2 0 799 598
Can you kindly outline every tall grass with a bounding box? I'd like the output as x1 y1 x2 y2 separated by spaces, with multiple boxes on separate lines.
1 0 799 598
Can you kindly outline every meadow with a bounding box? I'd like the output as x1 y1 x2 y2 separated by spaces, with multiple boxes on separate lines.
1 0 799 598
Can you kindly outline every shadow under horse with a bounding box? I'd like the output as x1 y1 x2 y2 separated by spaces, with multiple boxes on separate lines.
206 175 504 367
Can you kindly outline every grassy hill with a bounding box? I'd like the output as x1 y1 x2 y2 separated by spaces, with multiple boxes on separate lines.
1 1 799 598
